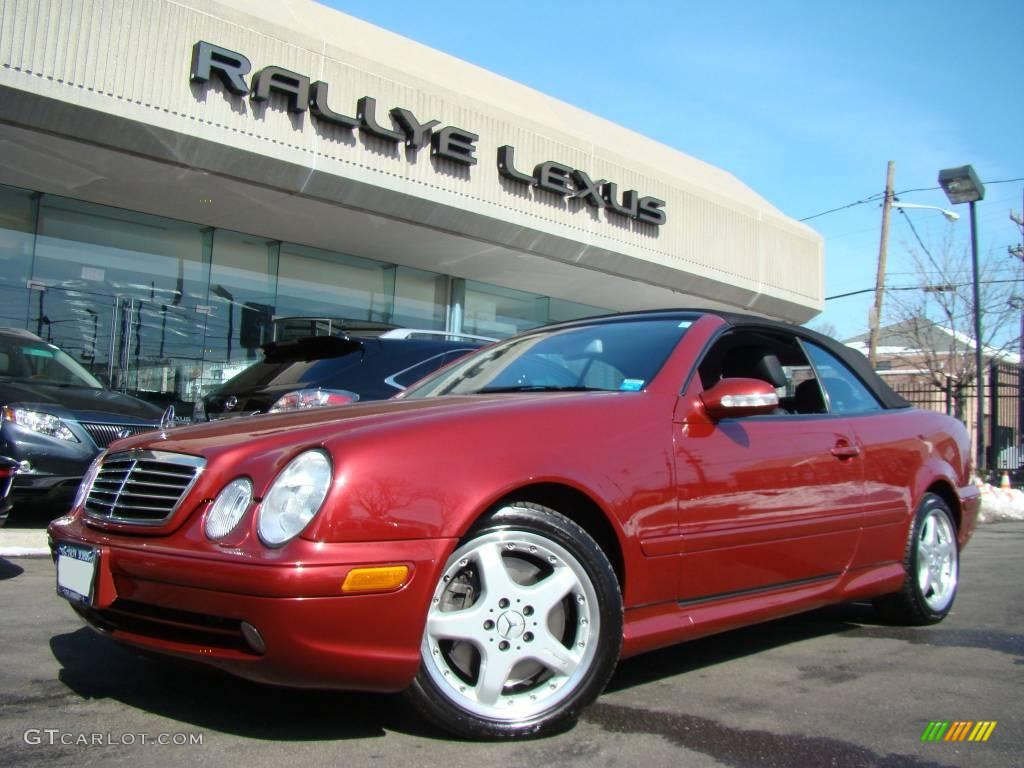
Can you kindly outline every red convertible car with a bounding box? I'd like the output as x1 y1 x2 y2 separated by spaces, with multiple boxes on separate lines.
48 310 978 739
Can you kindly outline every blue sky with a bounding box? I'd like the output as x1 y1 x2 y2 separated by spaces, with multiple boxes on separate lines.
322 0 1024 340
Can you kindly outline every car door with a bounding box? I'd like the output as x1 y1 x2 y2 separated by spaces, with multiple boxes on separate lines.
672 329 864 602
801 340 917 569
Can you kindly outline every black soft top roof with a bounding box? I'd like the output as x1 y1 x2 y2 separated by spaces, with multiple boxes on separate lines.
538 308 911 410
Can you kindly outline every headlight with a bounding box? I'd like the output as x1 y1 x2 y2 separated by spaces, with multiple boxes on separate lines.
257 450 332 546
72 452 105 510
2 406 79 442
205 478 253 540
192 398 207 422
268 388 359 413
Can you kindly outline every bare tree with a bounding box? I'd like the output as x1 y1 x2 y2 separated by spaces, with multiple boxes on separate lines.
804 320 839 339
881 227 1022 418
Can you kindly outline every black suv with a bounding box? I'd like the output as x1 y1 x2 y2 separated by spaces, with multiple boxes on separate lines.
0 328 163 519
193 326 492 421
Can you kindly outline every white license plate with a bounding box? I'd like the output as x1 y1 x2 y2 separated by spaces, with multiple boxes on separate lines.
56 543 98 606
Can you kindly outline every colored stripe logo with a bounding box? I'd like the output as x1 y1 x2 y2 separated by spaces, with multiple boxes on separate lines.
921 721 997 742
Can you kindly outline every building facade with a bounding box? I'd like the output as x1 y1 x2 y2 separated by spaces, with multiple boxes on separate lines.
0 0 823 410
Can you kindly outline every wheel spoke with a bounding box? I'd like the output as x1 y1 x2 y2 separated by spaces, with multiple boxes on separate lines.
474 542 519 598
475 647 517 705
528 566 579 615
917 561 932 595
428 604 488 643
922 516 938 548
527 628 582 677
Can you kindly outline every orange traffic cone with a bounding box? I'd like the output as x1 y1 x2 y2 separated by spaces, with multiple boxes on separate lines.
1001 471 1011 490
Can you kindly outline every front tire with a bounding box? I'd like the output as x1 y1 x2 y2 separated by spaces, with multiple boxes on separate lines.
875 493 959 625
404 502 622 739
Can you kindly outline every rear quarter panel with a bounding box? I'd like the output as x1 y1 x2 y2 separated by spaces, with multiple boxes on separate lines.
850 407 976 567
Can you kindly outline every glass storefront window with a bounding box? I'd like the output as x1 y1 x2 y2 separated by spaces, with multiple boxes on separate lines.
463 281 549 338
548 298 609 324
0 186 36 330
0 182 610 409
275 244 395 325
200 230 279 395
461 282 608 338
33 195 210 404
393 266 447 330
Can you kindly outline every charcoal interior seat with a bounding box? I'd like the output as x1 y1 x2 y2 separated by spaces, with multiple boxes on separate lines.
720 346 787 388
793 379 827 414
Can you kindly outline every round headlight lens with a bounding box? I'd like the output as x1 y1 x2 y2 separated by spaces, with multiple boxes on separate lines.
205 478 253 540
257 450 332 546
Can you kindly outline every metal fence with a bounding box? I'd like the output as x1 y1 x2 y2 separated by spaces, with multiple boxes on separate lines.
890 362 1022 474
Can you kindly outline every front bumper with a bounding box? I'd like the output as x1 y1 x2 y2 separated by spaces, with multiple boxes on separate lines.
48 518 455 692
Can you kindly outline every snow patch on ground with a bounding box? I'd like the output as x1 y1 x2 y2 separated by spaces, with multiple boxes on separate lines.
977 479 1024 522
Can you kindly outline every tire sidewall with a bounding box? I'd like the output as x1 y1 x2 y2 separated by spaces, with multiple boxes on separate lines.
407 502 622 739
906 493 959 622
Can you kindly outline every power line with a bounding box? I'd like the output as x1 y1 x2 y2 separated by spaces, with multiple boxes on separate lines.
826 277 1022 301
799 176 1024 222
798 193 885 222
897 208 935 263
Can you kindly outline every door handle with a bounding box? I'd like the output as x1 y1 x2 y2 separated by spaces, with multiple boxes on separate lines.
830 442 861 459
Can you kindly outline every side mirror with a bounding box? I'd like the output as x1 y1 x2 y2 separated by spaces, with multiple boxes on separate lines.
700 378 780 420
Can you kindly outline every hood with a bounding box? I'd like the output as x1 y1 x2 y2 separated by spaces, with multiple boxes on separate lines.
110 391 631 458
0 381 164 422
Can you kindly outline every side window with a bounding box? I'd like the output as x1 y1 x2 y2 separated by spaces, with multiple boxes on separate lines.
696 330 828 415
804 342 882 414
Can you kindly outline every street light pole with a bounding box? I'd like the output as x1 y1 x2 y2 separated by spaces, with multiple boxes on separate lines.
969 198 984 472
939 164 986 474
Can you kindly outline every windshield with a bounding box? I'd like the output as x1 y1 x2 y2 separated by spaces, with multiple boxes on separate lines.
0 338 104 389
401 317 693 398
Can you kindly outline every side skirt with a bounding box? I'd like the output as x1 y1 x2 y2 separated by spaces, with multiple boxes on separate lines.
620 562 904 659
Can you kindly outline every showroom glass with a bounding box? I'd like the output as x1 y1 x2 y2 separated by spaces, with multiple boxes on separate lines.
392 267 448 329
0 182 610 410
0 186 34 329
402 318 693 398
33 195 210 396
276 244 396 324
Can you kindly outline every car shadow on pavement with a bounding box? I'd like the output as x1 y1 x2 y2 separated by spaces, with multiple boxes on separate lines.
49 627 430 741
0 557 24 580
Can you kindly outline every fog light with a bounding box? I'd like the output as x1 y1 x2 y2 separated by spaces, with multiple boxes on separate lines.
240 622 266 655
341 565 410 593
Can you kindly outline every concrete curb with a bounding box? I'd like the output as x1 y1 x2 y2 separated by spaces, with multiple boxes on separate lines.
0 529 50 558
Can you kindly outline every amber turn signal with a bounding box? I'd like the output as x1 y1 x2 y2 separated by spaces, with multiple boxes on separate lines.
341 565 410 593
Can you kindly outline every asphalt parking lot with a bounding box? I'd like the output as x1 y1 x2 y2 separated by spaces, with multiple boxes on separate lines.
1 521 1021 768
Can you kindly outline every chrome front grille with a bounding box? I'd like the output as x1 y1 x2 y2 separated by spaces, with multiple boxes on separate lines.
84 450 205 525
81 422 157 448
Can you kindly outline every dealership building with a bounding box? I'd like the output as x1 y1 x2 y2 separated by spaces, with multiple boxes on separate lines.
0 0 823 408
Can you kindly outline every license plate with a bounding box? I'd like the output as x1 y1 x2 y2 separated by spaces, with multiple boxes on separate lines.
56 543 98 606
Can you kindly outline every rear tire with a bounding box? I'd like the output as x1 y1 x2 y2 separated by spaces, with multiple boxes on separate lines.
404 502 622 739
874 493 959 625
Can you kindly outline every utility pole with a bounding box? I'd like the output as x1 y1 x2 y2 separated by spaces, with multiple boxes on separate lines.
867 161 896 368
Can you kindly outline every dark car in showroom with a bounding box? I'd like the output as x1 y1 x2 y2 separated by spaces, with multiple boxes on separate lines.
193 324 492 421
49 310 978 738
0 327 163 517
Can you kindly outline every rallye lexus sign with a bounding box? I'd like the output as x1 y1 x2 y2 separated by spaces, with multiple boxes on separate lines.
190 42 666 226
